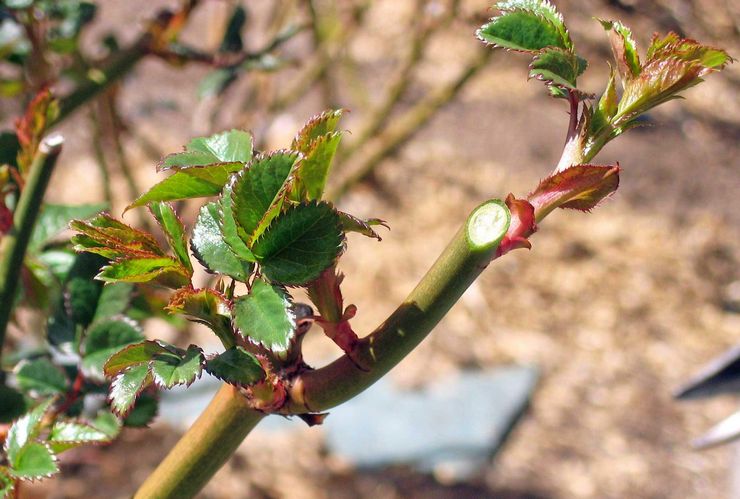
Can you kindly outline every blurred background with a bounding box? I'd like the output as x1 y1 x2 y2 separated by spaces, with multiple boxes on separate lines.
1 0 739 497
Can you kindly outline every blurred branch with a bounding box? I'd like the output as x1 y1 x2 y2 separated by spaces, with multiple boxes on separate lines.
329 47 493 201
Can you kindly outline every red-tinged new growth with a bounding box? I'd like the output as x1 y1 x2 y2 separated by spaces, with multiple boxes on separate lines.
307 267 361 359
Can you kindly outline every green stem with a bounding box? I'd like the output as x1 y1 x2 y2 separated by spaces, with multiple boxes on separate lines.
134 385 265 499
0 136 64 364
134 199 510 498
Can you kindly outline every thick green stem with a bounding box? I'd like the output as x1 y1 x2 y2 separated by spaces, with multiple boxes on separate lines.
134 385 265 499
0 136 63 364
134 199 509 498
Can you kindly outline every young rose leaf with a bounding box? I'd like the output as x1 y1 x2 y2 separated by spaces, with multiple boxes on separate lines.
103 340 173 377
82 318 145 381
293 132 342 201
191 202 253 281
529 47 586 90
166 288 234 348
476 1 571 53
219 181 256 262
233 279 296 354
71 213 165 259
48 420 114 453
150 345 204 389
590 66 618 134
159 130 252 171
29 203 106 252
149 202 192 274
252 202 344 285
9 442 58 480
598 19 640 82
338 212 389 241
127 163 244 210
109 363 152 417
97 257 188 285
617 33 731 121
123 393 158 427
92 282 134 323
5 399 55 465
497 194 536 257
528 164 620 219
0 386 26 423
15 359 69 396
204 347 265 386
292 109 344 152
231 151 298 244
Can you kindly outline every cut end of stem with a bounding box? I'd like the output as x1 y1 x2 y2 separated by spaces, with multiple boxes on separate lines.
40 134 65 153
466 199 510 250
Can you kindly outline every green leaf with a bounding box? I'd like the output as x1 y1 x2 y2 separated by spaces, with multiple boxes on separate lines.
529 47 583 90
123 393 158 427
29 203 106 252
204 347 265 386
159 130 252 170
292 109 344 152
590 65 618 134
231 151 298 244
476 2 570 53
150 345 204 389
219 181 256 261
598 19 640 81
166 288 234 348
252 202 344 285
5 399 54 465
233 280 296 354
127 163 244 210
109 363 152 416
48 420 114 453
191 202 253 281
82 318 145 381
10 442 58 480
92 282 134 323
149 202 192 273
15 359 69 396
0 386 26 423
293 132 342 200
97 257 187 284
103 340 172 377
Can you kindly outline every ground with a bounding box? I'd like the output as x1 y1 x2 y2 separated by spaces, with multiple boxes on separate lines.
5 0 740 497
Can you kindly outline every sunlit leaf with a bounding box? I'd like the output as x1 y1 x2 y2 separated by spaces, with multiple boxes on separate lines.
231 151 298 244
5 399 54 465
191 202 252 281
158 129 252 170
204 347 264 385
97 257 188 285
109 364 152 417
292 109 344 152
29 203 106 252
219 181 256 261
338 212 388 241
528 164 620 216
149 202 192 274
293 132 341 201
150 345 204 389
528 47 584 90
48 420 114 453
598 19 640 81
252 202 344 285
233 280 295 354
477 0 570 52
